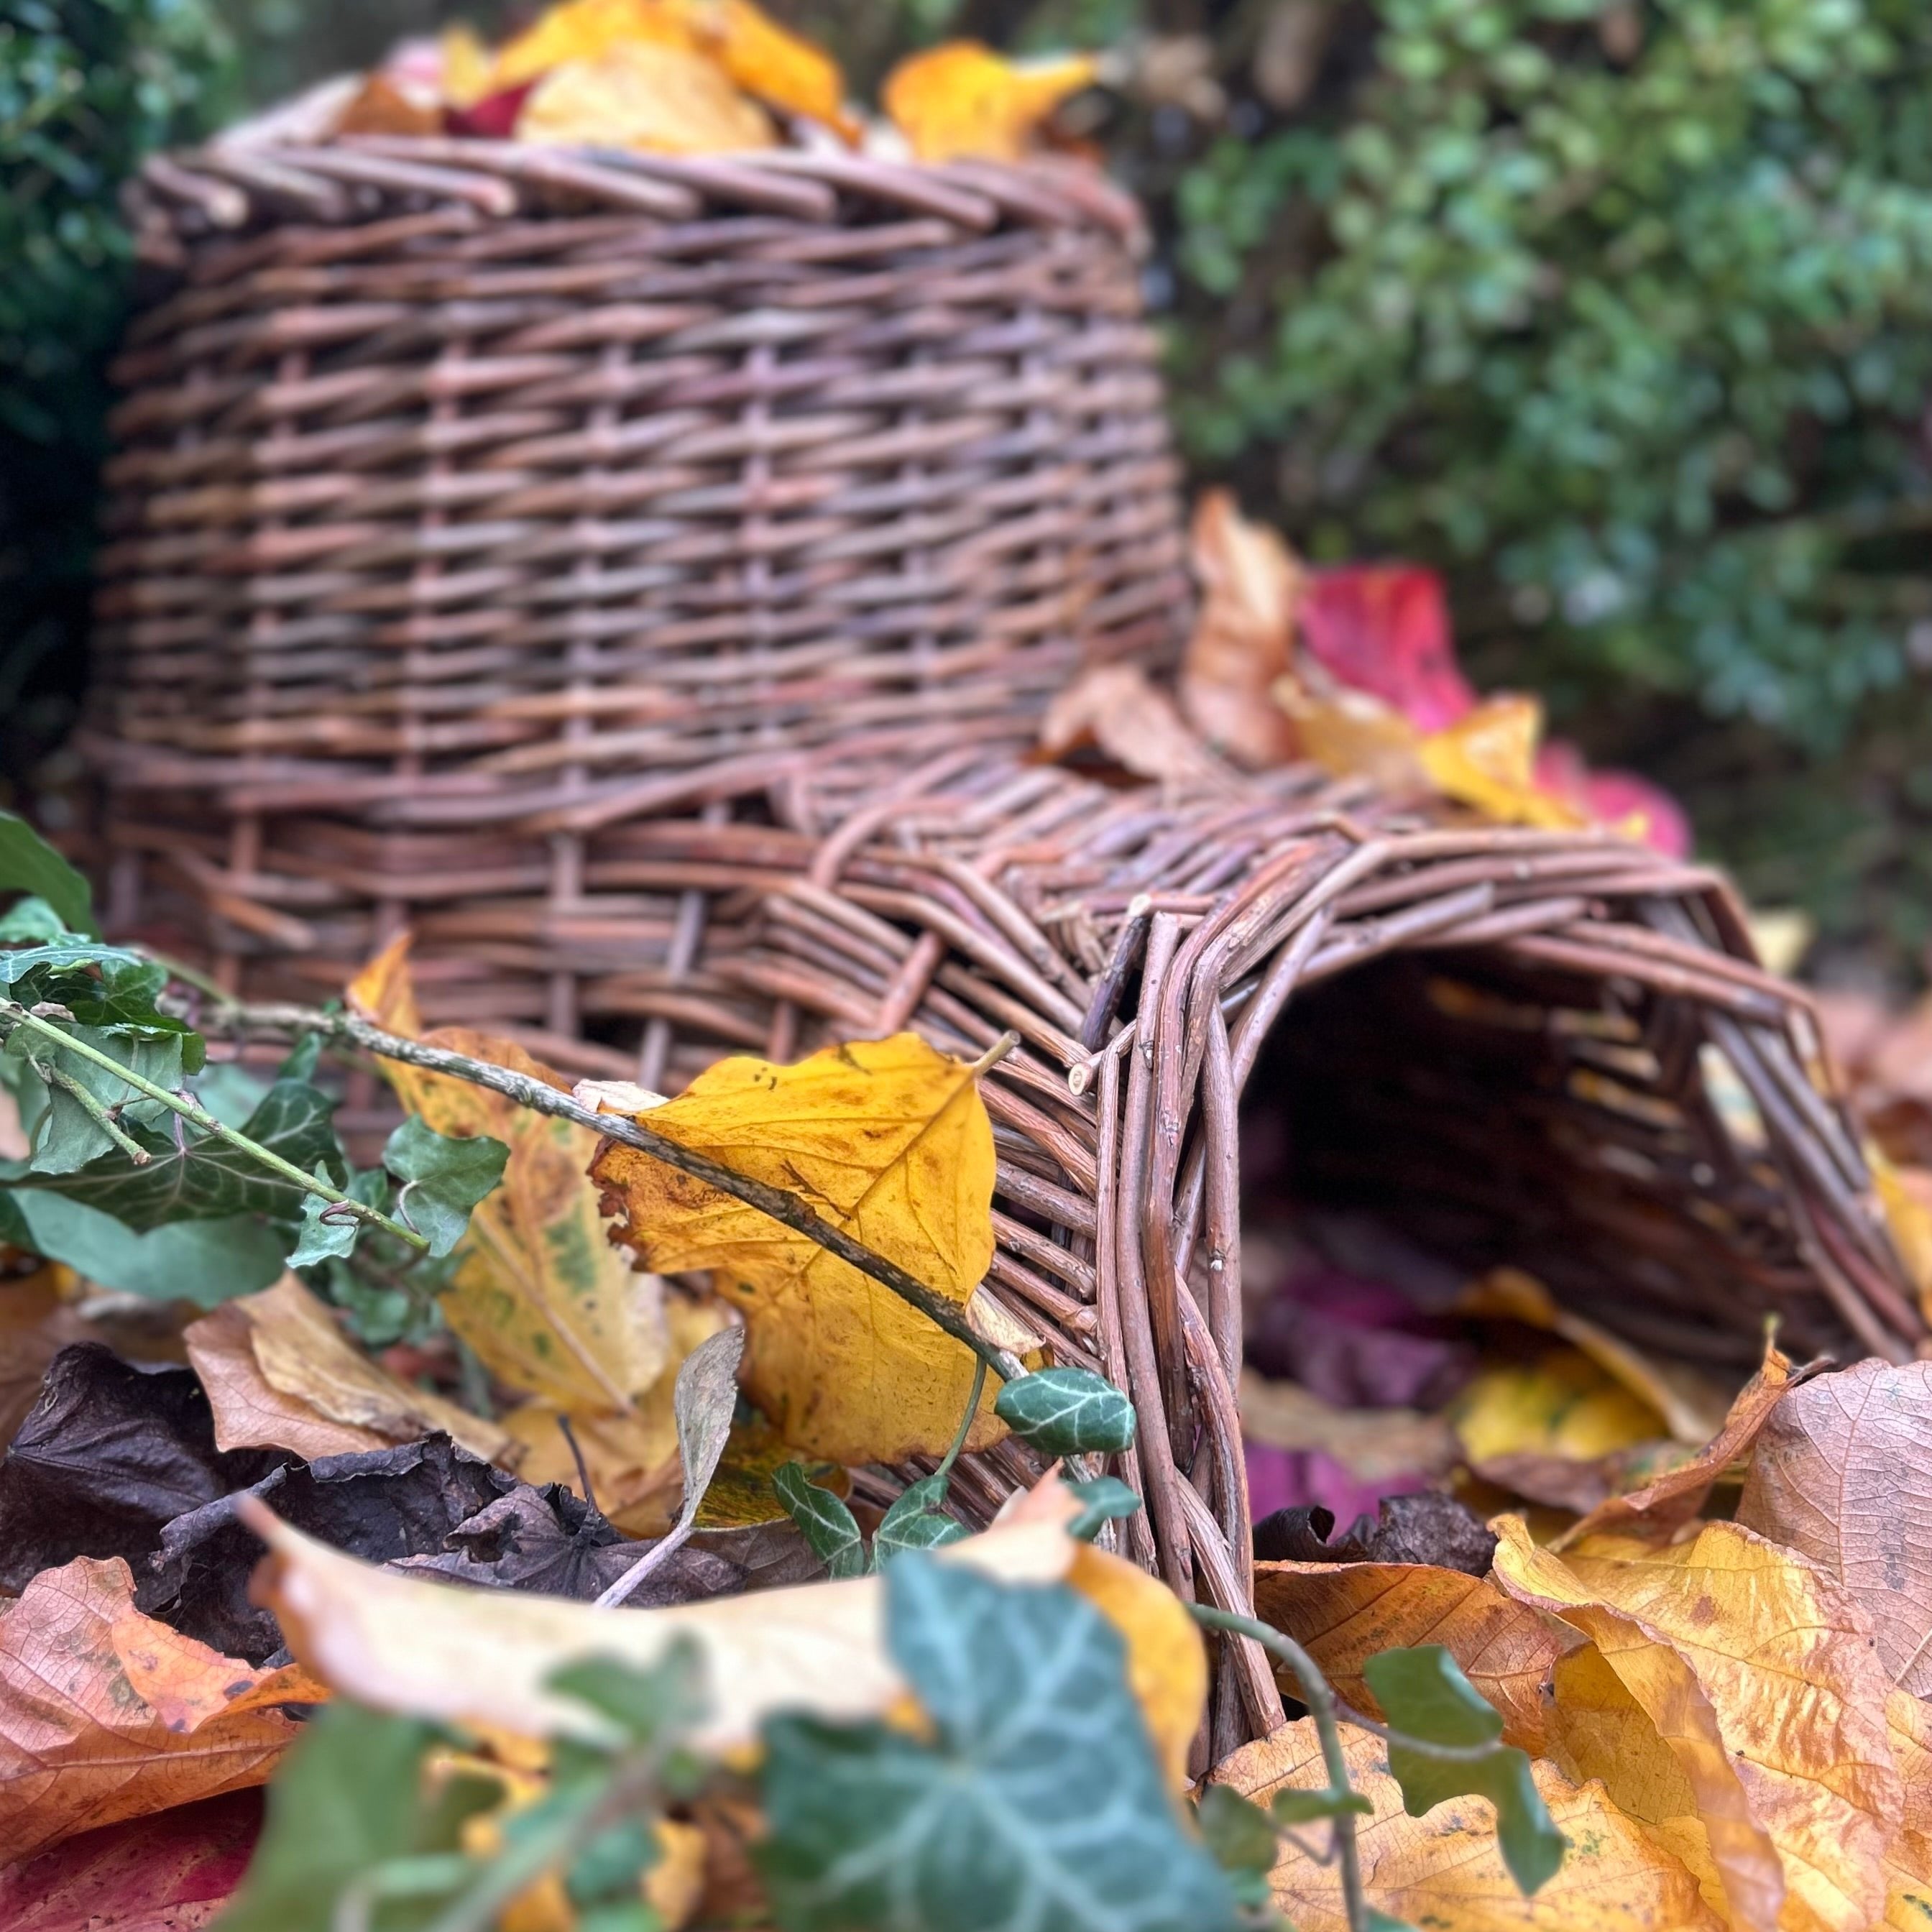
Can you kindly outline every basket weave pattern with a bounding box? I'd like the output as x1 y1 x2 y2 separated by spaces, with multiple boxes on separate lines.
90 143 1184 1083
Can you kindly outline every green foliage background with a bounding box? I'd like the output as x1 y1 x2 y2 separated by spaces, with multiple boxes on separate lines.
7 0 1931 970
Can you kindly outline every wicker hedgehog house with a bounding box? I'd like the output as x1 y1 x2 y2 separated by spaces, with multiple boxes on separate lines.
86 130 1920 1757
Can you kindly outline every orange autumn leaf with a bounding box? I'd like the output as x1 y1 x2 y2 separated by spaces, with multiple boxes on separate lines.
1492 1514 1900 1932
883 41 1098 163
1040 663 1236 789
1884 1690 1932 1932
517 41 776 152
1178 490 1304 768
489 0 699 92
1210 1717 1722 1932
1252 1560 1572 1756
1417 694 1589 832
696 0 850 134
0 1558 320 1865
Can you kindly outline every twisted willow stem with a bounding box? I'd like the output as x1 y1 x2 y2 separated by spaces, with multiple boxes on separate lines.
0 1001 428 1254
196 997 1028 1385
1190 1604 1368 1932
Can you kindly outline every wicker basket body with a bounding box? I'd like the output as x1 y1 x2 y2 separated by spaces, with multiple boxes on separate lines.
638 742 1922 1757
89 141 1185 1083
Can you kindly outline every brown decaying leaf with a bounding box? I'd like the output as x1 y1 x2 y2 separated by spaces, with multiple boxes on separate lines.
1238 1371 1459 1481
1492 1514 1901 1932
1253 1559 1573 1755
1557 1339 1798 1548
1209 1716 1724 1931
185 1276 511 1465
592 1032 1015 1468
1177 489 1303 768
1253 1493 1499 1576
0 1558 319 1865
1039 663 1236 789
349 937 670 1415
1736 1357 1932 1699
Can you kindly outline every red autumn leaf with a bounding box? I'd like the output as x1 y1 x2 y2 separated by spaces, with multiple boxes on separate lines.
1297 565 1476 733
1534 739 1690 857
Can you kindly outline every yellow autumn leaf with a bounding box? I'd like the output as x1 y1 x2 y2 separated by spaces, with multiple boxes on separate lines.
883 40 1098 163
1884 1690 1932 1932
517 40 776 152
1492 1514 1901 1932
1450 1344 1665 1468
696 0 850 133
1872 1145 1932 1319
590 1033 1014 1466
489 0 696 92
1209 1716 1723 1932
348 938 669 1415
440 23 496 108
1253 1559 1572 1756
1417 695 1588 831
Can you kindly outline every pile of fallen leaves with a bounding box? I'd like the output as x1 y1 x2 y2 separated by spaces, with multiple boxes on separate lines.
295 0 1100 163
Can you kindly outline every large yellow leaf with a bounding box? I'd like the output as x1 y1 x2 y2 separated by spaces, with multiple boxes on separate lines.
697 0 850 133
1884 1691 1932 1932
1252 1560 1572 1756
349 939 668 1414
1209 1716 1722 1932
883 41 1098 162
591 1033 1009 1466
1493 1515 1900 1932
489 0 696 91
517 41 776 152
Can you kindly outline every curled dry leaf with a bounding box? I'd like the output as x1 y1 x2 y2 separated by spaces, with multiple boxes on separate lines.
0 1558 319 1866
1558 1340 1798 1548
242 1471 1207 1781
592 1031 1018 1467
1039 663 1236 789
1492 1514 1901 1932
1253 1560 1573 1756
349 937 668 1415
185 1275 510 1466
1177 490 1303 769
1209 1716 1722 1932
883 40 1098 162
1736 1357 1932 1698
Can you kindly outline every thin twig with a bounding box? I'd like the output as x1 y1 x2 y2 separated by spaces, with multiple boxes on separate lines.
36 1061 153 1164
556 1414 599 1515
200 997 1026 1383
1190 1604 1369 1932
0 1002 429 1254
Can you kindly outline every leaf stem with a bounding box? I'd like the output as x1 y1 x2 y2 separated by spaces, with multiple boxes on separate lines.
935 1356 988 1484
1190 1604 1369 1932
198 998 1026 1383
0 1001 429 1254
36 1059 153 1165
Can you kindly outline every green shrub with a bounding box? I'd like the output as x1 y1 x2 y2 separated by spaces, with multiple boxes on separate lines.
1169 0 1932 763
0 0 231 787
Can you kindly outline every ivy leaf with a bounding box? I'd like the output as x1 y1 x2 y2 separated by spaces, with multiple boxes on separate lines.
0 1191 289 1302
289 1171 361 1269
993 1367 1137 1457
0 897 67 942
547 1638 709 1751
14 1079 344 1230
1195 1785 1278 1903
0 940 144 988
773 1463 866 1580
1067 1475 1143 1542
382 1115 508 1259
0 812 99 937
759 1553 1241 1932
18 1024 187 1174
1362 1644 1565 1895
214 1703 495 1932
1269 1785 1372 1826
871 1473 967 1568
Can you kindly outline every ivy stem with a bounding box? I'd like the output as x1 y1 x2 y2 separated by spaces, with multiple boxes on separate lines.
0 1002 430 1255
1189 1604 1368 1932
935 1356 988 1485
37 1060 153 1165
198 998 1026 1384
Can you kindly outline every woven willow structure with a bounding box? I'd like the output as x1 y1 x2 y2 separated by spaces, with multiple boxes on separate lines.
86 133 1920 1756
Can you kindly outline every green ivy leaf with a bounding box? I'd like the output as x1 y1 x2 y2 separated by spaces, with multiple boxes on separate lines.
1195 1784 1278 1892
289 1169 361 1268
0 812 99 937
773 1463 866 1581
759 1554 1241 1932
1269 1785 1372 1825
0 940 143 988
548 1639 709 1750
1066 1475 1143 1541
871 1472 967 1568
0 1190 288 1302
993 1367 1137 1457
214 1704 495 1932
0 897 67 942
382 1115 508 1259
1363 1646 1565 1895
13 1078 343 1230
17 1024 187 1174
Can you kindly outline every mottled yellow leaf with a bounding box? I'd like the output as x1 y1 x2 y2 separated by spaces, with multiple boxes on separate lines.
592 1033 1011 1466
1884 1691 1932 1932
1209 1716 1722 1931
1253 1560 1572 1756
883 41 1098 162
348 939 668 1414
1450 1344 1664 1473
1493 1514 1900 1932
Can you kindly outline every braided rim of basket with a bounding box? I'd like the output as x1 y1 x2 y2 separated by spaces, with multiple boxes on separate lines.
129 133 1149 249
